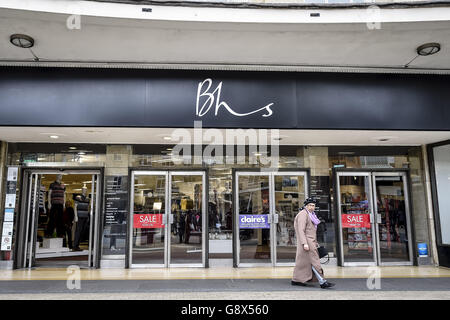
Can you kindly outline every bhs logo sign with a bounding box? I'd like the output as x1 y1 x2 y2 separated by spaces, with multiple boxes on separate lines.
196 79 274 118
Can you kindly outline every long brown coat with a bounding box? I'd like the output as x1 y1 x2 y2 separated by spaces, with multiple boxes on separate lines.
292 209 324 283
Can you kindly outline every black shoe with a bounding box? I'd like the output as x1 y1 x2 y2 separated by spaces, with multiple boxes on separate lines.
291 281 307 287
320 281 335 289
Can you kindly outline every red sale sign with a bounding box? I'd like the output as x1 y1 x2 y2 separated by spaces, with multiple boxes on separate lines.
134 214 165 229
341 214 371 228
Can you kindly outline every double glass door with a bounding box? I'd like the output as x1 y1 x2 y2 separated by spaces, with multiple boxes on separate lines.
20 170 101 269
130 171 206 267
235 170 309 267
336 171 413 266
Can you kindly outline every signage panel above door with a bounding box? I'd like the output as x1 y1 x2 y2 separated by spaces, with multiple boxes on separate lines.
1 68 450 130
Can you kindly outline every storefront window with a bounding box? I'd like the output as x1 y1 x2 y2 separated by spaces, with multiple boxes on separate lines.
1 143 429 266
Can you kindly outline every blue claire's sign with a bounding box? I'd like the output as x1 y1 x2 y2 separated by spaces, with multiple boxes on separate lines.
239 214 270 229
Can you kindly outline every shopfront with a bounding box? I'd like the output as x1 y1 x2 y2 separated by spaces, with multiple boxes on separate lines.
335 169 414 266
129 169 207 268
234 169 309 267
16 168 102 269
0 67 449 269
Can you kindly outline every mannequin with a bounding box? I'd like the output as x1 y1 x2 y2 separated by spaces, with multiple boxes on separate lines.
46 174 66 238
73 185 90 251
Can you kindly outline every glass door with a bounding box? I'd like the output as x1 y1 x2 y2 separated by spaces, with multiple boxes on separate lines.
337 171 413 266
336 172 377 266
130 170 207 268
18 170 102 269
169 172 206 266
235 170 309 267
23 173 41 268
89 174 101 268
130 171 168 267
273 172 308 266
373 172 413 265
236 173 272 266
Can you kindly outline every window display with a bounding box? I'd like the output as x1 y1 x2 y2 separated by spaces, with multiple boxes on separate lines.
28 173 98 268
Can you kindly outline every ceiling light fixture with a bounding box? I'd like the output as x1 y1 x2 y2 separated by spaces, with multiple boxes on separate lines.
49 135 59 139
10 34 34 48
85 130 104 133
416 43 441 56
405 42 441 68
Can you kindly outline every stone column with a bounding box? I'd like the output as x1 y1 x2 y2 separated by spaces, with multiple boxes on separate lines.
421 145 439 266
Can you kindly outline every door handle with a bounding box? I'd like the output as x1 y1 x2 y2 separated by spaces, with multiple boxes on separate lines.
377 214 382 224
273 214 279 224
267 214 272 224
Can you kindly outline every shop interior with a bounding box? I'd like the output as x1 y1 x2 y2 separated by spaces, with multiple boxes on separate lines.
33 173 94 268
339 174 410 263
274 175 305 262
237 174 306 264
132 174 204 265
339 176 374 262
374 177 410 262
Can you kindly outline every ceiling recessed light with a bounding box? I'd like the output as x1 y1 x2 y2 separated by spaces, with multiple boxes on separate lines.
417 43 441 56
85 130 104 133
163 136 172 141
372 135 397 143
69 147 77 150
50 135 59 139
10 34 34 48
78 152 86 155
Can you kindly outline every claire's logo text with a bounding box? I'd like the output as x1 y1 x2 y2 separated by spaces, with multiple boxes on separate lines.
196 78 274 118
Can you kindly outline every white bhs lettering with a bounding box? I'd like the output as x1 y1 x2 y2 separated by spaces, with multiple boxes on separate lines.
196 79 274 118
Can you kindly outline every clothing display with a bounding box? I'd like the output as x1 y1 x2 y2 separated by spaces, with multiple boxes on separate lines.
45 180 66 237
32 183 47 224
75 194 90 218
73 193 90 250
73 216 89 250
31 183 46 213
62 206 75 249
181 198 193 210
49 181 66 205
45 204 65 237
